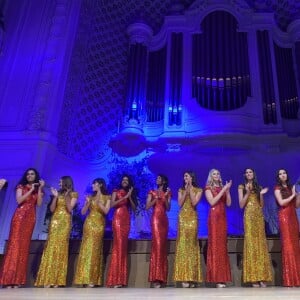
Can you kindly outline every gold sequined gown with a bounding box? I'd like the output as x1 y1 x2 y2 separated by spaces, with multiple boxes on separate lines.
73 195 109 286
173 187 203 283
239 185 273 283
35 192 78 286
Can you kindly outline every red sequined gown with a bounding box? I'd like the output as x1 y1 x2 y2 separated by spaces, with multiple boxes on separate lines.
275 185 300 287
106 189 130 287
148 190 169 284
205 186 232 283
0 185 38 286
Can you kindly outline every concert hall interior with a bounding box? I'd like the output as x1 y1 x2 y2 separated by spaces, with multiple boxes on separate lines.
0 0 300 292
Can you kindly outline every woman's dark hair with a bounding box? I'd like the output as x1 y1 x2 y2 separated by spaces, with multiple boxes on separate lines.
120 174 138 207
92 178 108 195
243 168 261 195
16 168 40 189
276 169 292 189
157 174 169 192
182 171 198 189
119 174 133 191
59 176 74 193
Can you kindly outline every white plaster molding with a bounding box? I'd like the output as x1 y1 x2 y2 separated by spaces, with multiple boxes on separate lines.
149 0 295 51
287 19 300 42
127 22 153 46
271 25 293 48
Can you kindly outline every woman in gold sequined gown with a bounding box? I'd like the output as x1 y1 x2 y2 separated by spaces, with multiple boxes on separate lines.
35 176 78 287
238 168 273 287
73 178 110 287
173 171 203 288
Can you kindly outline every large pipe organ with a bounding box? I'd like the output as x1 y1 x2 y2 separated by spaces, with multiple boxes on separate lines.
110 0 300 156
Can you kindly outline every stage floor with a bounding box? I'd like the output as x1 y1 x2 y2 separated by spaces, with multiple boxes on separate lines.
0 287 299 300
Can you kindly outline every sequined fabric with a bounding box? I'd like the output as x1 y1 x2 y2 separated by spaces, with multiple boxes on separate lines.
239 185 273 283
35 192 78 287
275 185 300 287
148 190 170 284
206 186 231 283
0 185 38 286
73 195 109 286
106 189 130 287
173 187 203 283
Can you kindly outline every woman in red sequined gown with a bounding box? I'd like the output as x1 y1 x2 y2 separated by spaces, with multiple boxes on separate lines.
205 169 232 288
0 168 44 288
146 174 171 288
106 175 136 288
274 169 300 287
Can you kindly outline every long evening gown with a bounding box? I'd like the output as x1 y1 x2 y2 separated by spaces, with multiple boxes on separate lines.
148 190 170 284
206 186 231 283
173 187 203 283
239 185 273 283
106 189 130 287
0 185 39 286
275 185 300 287
73 195 109 286
35 192 78 286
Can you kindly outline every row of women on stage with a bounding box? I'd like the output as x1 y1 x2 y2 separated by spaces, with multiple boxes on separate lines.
0 167 300 289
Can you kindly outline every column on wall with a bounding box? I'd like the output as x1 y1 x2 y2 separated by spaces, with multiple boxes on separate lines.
146 46 167 122
289 8 300 103
274 43 299 119
256 30 277 124
125 22 153 130
108 22 153 157
294 41 300 98
294 40 300 120
168 32 183 126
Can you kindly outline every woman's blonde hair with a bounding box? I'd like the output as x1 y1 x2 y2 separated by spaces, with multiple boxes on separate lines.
206 168 223 187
